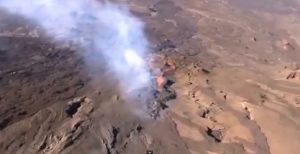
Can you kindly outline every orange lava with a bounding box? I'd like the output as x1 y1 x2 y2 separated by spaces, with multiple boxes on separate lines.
147 54 176 91
156 75 165 92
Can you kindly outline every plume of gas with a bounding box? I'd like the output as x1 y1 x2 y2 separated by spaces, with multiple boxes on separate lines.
0 0 151 95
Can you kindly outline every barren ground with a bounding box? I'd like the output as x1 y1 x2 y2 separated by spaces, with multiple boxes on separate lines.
1 0 300 154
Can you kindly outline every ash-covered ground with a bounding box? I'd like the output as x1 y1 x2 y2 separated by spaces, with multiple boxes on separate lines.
1 0 300 154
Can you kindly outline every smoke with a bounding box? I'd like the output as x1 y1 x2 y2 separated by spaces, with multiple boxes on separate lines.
0 0 151 94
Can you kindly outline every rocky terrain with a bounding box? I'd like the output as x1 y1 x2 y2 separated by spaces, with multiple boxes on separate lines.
1 0 300 154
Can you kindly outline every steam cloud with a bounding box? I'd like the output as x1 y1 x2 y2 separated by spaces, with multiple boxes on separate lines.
0 0 151 94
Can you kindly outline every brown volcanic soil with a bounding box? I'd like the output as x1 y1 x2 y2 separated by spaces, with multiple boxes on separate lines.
1 0 300 154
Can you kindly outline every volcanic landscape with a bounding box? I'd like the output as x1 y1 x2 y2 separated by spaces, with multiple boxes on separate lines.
1 0 300 154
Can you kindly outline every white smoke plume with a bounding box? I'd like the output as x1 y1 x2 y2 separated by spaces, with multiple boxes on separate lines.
0 0 151 94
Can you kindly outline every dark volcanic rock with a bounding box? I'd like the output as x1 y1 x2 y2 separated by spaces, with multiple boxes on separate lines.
206 127 224 143
65 97 86 118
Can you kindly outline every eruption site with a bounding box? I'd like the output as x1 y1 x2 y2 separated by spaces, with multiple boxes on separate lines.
0 0 177 119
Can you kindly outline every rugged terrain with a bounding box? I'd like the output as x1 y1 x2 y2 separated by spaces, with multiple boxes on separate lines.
1 0 300 154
